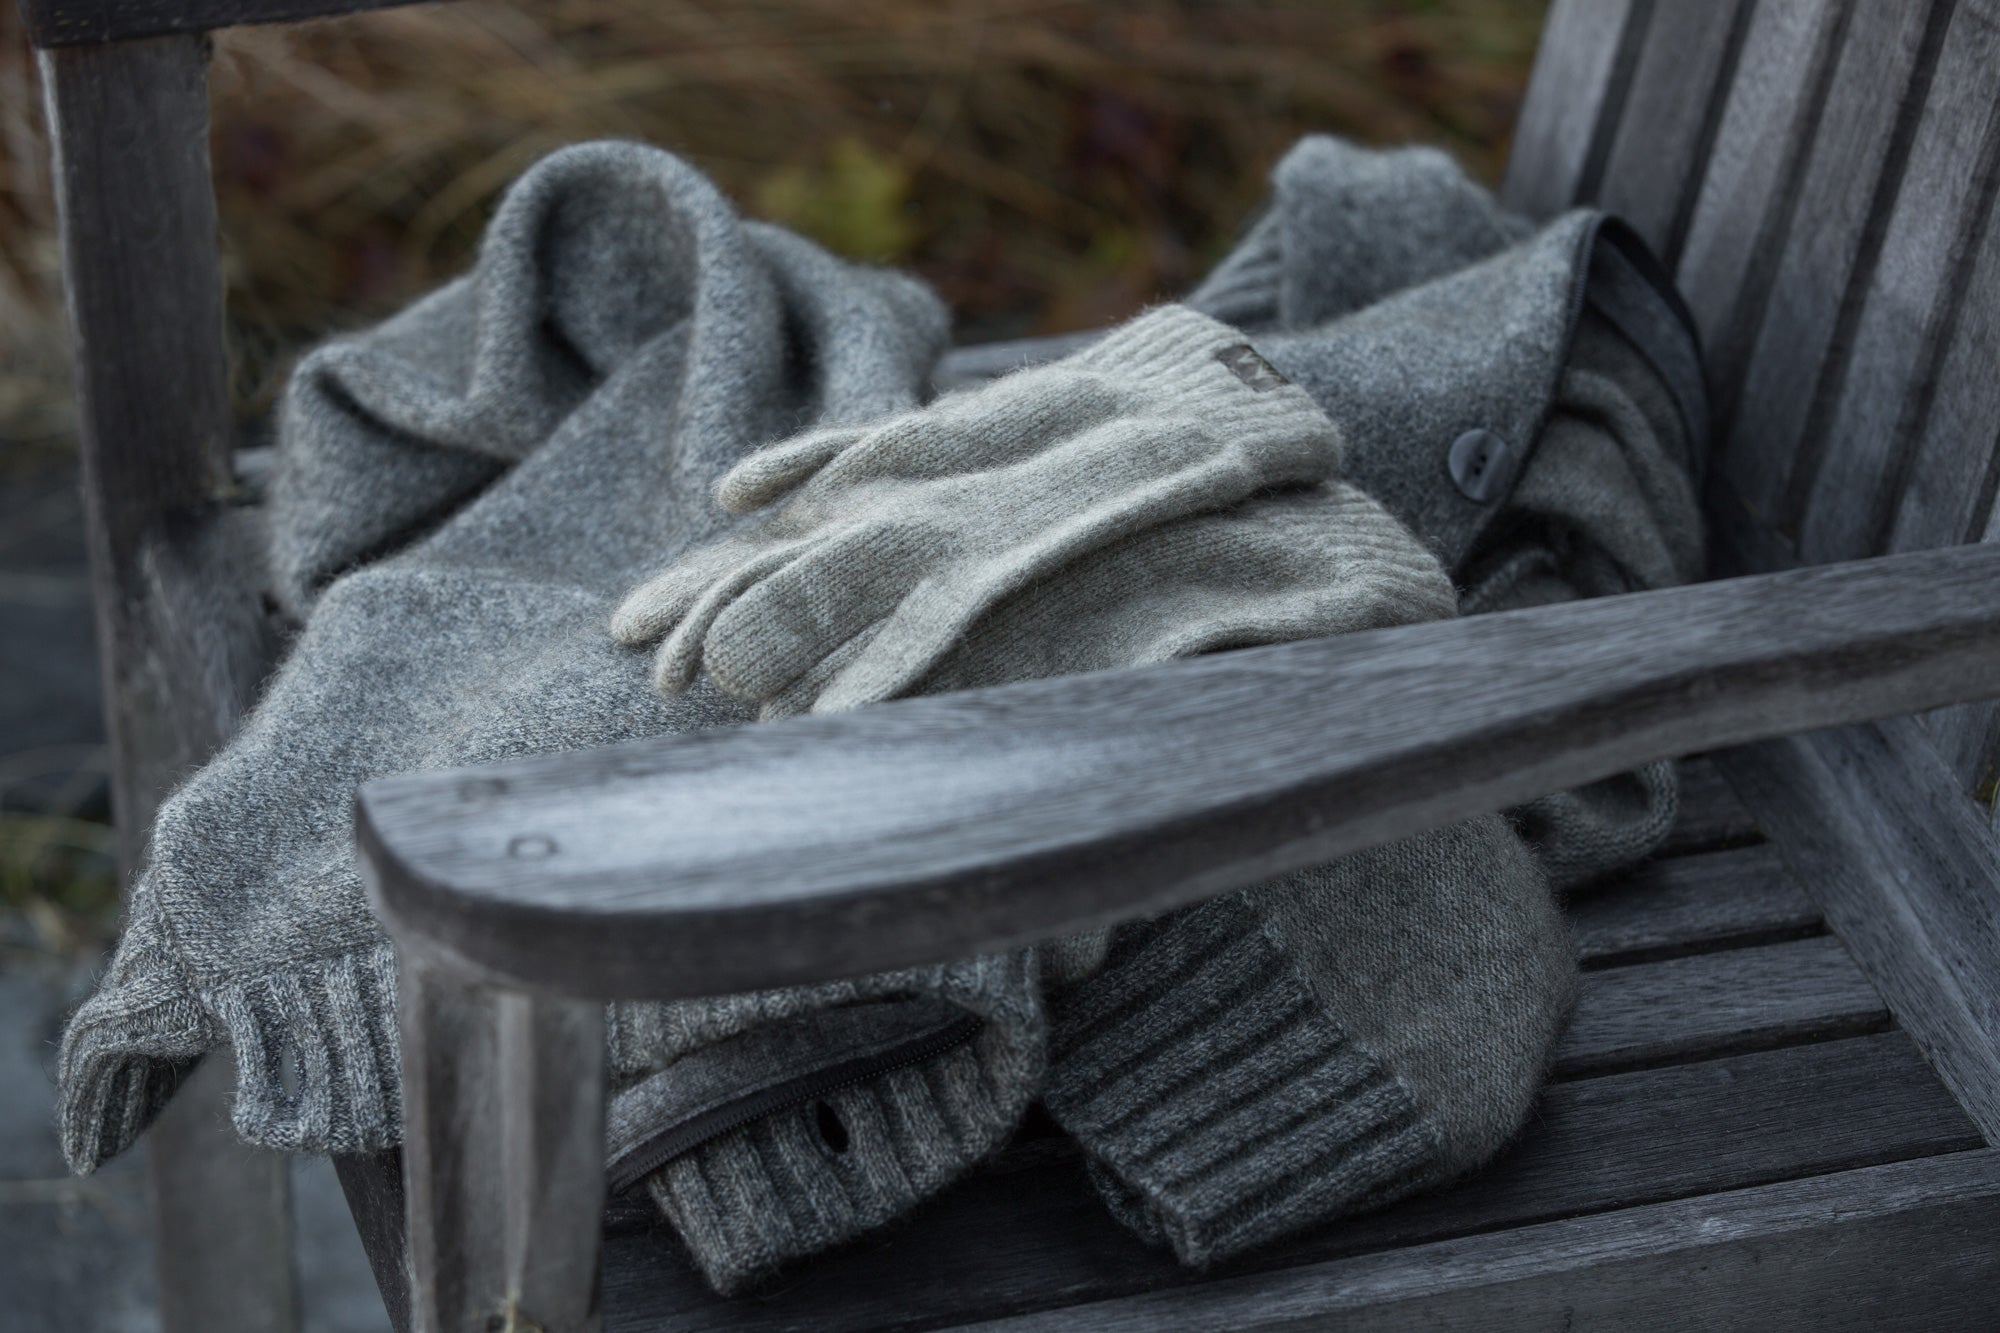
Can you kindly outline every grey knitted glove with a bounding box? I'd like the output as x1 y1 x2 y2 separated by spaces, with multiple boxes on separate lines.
612 304 1344 715
724 481 1457 719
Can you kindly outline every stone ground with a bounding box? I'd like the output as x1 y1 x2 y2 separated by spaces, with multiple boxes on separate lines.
0 463 389 1331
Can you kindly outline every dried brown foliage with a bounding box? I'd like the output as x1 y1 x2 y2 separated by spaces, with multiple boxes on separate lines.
2 0 1542 443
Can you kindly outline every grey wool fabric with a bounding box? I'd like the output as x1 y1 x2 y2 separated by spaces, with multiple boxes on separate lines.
1044 820 1574 1267
56 140 1055 1296
611 305 1359 716
54 127 1710 1294
1034 139 1706 1265
1037 318 1692 1265
1190 135 1706 890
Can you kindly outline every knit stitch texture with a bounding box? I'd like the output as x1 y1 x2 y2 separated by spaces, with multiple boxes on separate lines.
57 140 1055 1295
57 132 1706 1292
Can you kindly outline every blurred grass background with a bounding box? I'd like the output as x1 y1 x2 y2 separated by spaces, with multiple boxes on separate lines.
0 0 1546 946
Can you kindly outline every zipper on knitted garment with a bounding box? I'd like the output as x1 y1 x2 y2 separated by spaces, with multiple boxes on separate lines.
606 1009 985 1194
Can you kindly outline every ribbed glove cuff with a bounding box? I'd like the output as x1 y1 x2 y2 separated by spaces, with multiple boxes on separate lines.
648 1024 1037 1294
1068 304 1347 476
1043 895 1443 1268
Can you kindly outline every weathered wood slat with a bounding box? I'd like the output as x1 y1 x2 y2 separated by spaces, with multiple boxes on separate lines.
398 952 606 1333
1718 718 2000 1143
39 34 296 1333
1588 0 1752 266
1878 2 2000 800
1720 0 1940 527
1660 755 1761 856
957 1149 2000 1333
599 1033 1979 1332
360 544 2000 1002
1569 845 1818 966
332 1150 413 1333
1499 0 1649 222
362 910 1888 1318
1555 935 1885 1077
1799 0 2000 565
145 1052 300 1333
1673 0 1849 390
1888 205 2000 559
19 0 432 48
1926 688 2000 826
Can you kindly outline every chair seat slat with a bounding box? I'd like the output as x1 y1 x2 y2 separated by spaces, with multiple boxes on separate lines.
598 1032 1978 1333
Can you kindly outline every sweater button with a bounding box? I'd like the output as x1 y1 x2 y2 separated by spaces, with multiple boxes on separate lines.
1449 428 1514 502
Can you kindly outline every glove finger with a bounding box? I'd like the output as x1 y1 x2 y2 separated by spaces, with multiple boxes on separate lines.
716 425 869 512
701 521 928 702
650 538 814 694
610 532 777 645
756 623 882 720
812 569 991 713
812 367 1124 492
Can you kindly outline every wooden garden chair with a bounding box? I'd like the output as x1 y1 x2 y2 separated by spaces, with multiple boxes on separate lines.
27 0 2000 1327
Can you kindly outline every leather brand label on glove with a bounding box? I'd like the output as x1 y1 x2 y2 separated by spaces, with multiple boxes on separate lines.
1216 343 1291 392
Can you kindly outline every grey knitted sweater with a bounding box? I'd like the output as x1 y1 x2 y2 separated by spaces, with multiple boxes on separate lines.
60 142 1054 1295
58 135 1703 1293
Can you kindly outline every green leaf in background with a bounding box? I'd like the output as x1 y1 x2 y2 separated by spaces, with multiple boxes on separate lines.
756 136 918 264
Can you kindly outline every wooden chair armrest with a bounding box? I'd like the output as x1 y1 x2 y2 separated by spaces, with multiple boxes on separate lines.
356 542 2000 1001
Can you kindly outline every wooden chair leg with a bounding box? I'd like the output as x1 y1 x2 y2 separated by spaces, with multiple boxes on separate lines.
335 1149 415 1333
398 949 605 1333
39 33 300 1332
148 1051 301 1331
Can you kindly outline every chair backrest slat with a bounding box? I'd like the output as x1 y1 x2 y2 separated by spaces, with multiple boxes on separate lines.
1673 0 1849 370
1716 0 1941 531
1798 2 2000 566
1504 0 2000 821
1500 0 1648 223
1591 0 1754 270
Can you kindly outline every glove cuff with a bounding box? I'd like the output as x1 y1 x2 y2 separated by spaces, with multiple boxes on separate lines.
1069 304 1346 476
1044 894 1443 1268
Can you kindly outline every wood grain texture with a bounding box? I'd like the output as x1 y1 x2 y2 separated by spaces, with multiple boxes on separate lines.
145 1052 300 1333
957 1149 2000 1333
1588 0 1752 265
20 0 432 47
1799 0 2000 565
1718 718 2000 1143
1888 187 2000 560
1499 0 1648 221
399 949 606 1333
39 35 296 1333
1555 935 1886 1076
360 544 2000 1001
598 1034 1979 1332
333 1150 413 1333
1882 3 2000 802
1720 0 1939 527
1673 0 1849 374
1569 845 1819 966
1659 756 1761 856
